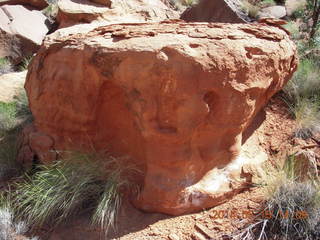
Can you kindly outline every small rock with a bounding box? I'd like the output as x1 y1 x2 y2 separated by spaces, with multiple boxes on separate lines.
259 6 287 19
168 233 180 240
0 0 48 10
192 232 207 240
195 223 215 239
285 0 306 16
0 71 26 103
0 5 50 63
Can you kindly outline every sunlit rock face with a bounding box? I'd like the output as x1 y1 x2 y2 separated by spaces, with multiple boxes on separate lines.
24 21 297 215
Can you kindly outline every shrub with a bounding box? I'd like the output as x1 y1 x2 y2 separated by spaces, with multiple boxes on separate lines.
283 58 320 139
234 156 320 240
284 58 320 102
2 152 139 234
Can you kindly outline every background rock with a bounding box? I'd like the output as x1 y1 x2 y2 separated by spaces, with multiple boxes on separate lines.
285 0 306 16
57 0 179 28
25 21 297 215
0 70 26 102
181 0 249 23
259 6 287 19
0 0 48 10
0 5 50 64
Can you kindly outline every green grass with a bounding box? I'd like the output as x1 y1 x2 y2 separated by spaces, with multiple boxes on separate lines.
283 58 320 139
1 152 139 235
0 91 32 181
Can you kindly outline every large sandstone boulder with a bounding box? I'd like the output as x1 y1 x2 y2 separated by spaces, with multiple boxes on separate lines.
0 0 48 10
181 0 249 23
25 21 298 215
57 0 179 28
0 5 50 64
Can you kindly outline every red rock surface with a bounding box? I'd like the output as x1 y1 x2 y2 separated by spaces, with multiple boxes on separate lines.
181 0 248 23
25 21 298 215
0 0 48 10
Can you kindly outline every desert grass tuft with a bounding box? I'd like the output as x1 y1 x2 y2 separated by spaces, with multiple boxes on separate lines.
2 152 139 235
18 57 33 72
233 155 320 240
283 58 320 139
9 156 104 228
